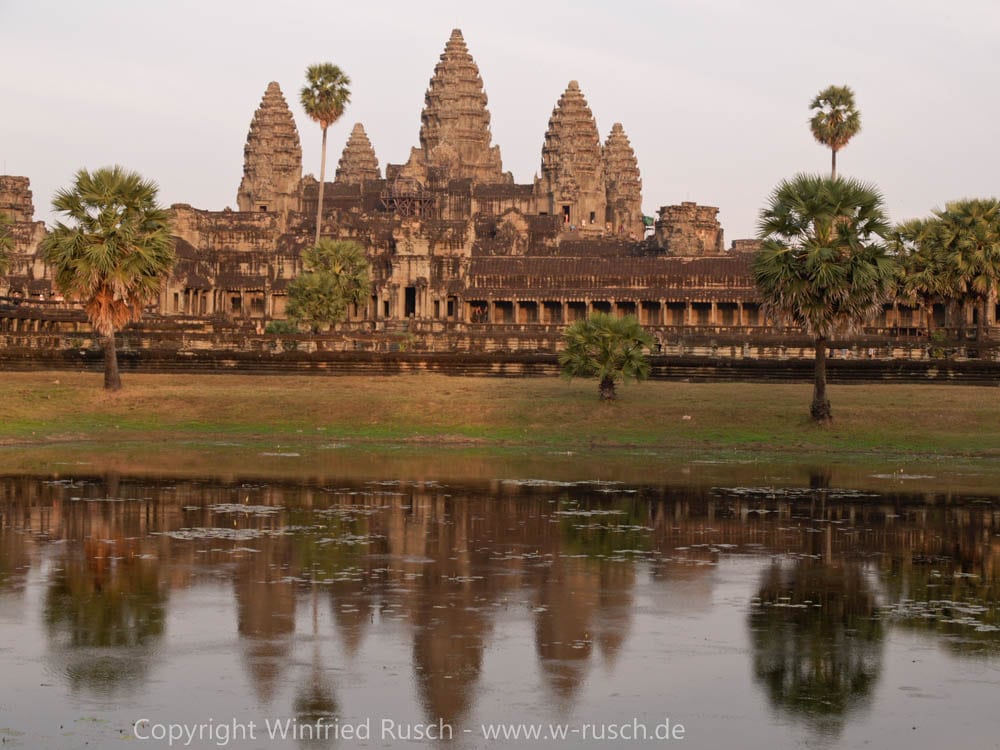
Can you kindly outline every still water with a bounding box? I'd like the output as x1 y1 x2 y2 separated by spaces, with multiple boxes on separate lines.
0 469 998 749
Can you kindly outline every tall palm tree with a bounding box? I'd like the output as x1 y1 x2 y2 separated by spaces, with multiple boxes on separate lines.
300 63 351 244
753 174 896 423
41 166 175 390
809 86 861 179
559 312 653 401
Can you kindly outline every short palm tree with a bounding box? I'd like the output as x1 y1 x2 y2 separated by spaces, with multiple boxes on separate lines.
937 199 1000 339
893 200 1000 339
301 63 351 244
41 166 175 390
890 218 960 334
559 312 653 401
810 85 861 179
286 239 370 333
753 174 896 423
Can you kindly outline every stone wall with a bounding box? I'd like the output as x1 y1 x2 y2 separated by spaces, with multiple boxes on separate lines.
3 326 999 386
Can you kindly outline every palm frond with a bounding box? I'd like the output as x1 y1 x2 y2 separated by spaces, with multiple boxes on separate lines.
40 166 174 337
754 174 895 338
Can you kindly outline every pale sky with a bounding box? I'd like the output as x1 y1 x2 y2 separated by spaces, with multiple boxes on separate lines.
2 0 998 242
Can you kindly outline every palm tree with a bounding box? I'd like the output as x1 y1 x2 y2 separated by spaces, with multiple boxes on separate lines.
809 86 861 179
41 166 175 390
890 218 960 335
937 199 1000 340
286 239 370 333
558 312 653 400
753 174 896 423
300 63 351 245
893 200 1000 339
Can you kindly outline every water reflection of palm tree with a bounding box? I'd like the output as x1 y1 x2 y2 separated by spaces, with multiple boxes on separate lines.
292 580 338 749
748 559 883 737
44 539 167 694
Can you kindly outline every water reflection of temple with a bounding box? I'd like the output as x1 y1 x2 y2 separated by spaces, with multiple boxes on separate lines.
1 474 998 731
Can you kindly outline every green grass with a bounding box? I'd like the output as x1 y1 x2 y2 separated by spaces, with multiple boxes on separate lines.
2 371 999 453
2 370 1000 477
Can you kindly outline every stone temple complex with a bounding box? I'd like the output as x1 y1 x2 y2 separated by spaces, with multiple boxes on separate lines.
2 28 937 348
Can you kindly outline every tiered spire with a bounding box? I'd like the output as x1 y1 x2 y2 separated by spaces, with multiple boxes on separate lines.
236 81 302 214
602 123 643 237
0 176 36 223
402 29 506 185
537 81 606 227
335 123 381 185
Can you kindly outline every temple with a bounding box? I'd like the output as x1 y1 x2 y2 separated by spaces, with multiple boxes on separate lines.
1 28 944 344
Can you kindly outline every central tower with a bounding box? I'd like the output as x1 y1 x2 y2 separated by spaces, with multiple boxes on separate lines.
537 81 606 228
401 29 508 186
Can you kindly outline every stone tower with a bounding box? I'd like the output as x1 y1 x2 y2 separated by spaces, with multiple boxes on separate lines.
602 123 643 238
335 123 381 185
0 176 36 223
655 203 725 255
537 81 606 228
401 29 508 186
236 82 302 214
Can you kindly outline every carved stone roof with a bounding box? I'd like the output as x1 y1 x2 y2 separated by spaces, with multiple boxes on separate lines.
236 82 302 213
335 123 381 185
465 255 757 298
603 123 641 203
539 81 604 200
473 183 534 200
406 29 506 185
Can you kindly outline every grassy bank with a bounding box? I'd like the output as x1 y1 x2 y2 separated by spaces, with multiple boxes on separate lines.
1 371 999 491
1 370 998 455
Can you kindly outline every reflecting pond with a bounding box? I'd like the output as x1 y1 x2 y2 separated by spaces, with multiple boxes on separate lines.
0 469 998 749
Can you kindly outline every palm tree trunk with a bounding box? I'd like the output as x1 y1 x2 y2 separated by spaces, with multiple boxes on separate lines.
811 336 831 423
315 125 328 245
103 334 122 391
599 375 617 401
831 149 837 180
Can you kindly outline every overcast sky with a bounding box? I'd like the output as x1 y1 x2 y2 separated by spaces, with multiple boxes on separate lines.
2 0 998 241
